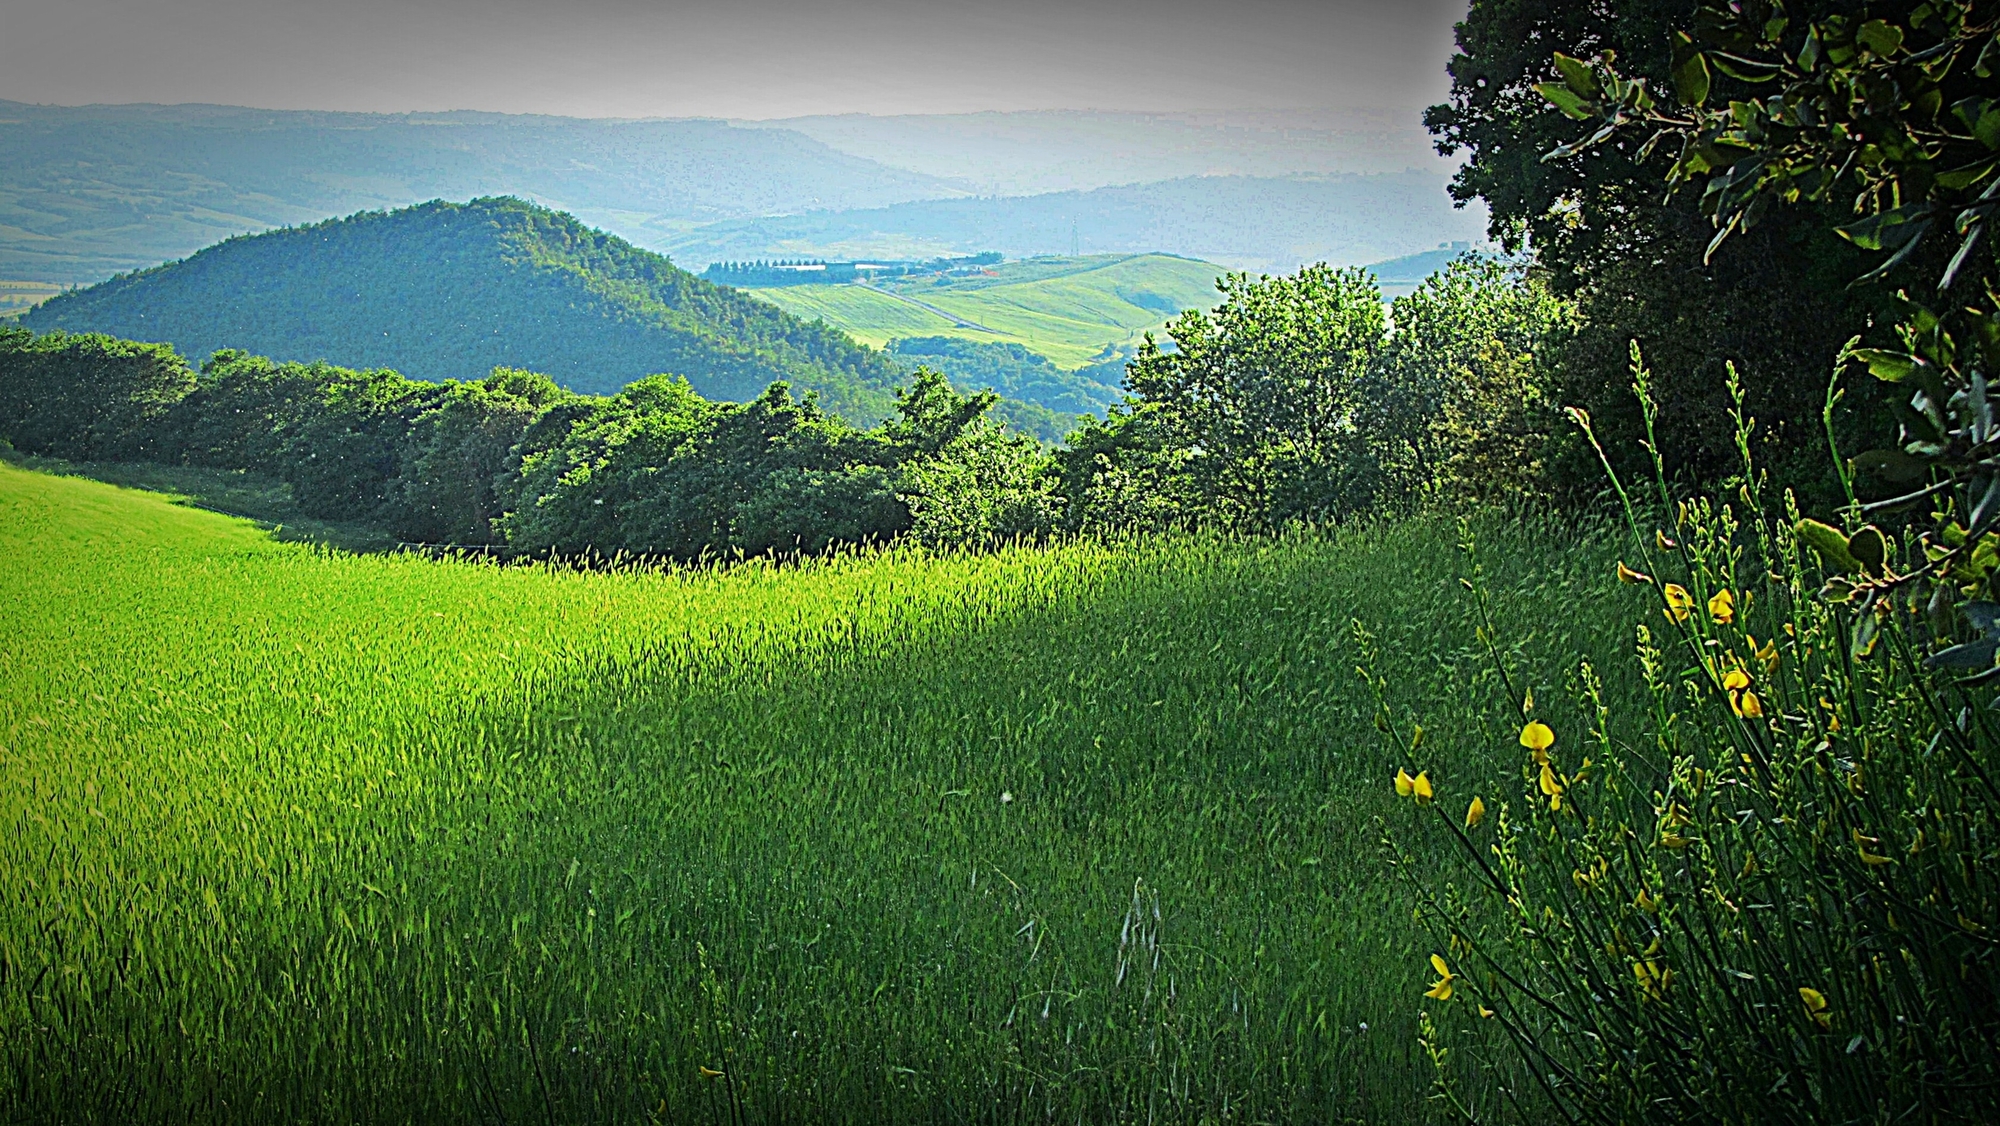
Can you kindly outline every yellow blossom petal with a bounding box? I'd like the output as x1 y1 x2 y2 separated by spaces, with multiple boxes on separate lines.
1732 690 1763 719
1430 954 1451 977
1412 771 1434 805
1465 795 1486 829
1722 667 1751 692
1616 560 1653 585
1423 977 1454 1000
1395 768 1414 798
1708 588 1736 625
1519 721 1555 754
699 1065 726 1078
1663 584 1693 623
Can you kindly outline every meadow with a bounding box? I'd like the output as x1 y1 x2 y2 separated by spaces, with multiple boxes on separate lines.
750 254 1222 368
0 461 1645 1124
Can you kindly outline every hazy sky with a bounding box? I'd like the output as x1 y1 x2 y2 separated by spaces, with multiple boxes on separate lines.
0 0 1466 119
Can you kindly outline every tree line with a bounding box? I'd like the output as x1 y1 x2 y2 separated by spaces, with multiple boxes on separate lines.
0 255 1573 559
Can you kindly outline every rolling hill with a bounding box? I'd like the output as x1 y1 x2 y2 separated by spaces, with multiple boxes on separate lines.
23 197 908 420
747 253 1224 369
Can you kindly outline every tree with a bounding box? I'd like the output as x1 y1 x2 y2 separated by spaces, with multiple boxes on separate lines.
1362 256 1576 506
1428 0 1897 495
1116 266 1385 529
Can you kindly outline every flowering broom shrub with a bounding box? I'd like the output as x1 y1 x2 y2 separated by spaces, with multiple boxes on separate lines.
1376 357 2000 1124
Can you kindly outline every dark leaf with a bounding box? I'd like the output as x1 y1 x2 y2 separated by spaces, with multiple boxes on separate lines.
1928 637 2000 670
1850 447 1932 484
1535 83 1594 121
1553 52 1601 99
1849 348 1921 382
1855 20 1905 57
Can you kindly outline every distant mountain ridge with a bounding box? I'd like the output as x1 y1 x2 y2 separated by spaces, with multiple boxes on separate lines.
0 100 1481 289
0 100 959 284
658 173 1488 276
748 108 1451 195
24 197 908 420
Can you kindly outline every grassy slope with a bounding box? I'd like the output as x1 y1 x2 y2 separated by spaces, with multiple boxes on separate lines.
0 464 1642 1123
751 254 1224 368
751 283 958 347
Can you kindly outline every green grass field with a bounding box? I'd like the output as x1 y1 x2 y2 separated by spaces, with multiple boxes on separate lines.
750 255 1225 368
0 462 1642 1122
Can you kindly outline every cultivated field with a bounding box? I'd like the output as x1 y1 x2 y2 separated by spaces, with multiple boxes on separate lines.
750 254 1224 367
0 462 1640 1123
0 281 60 321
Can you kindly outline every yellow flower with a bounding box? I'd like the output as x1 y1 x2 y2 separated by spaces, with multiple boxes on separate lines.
1854 829 1893 867
1538 762 1564 811
1635 888 1658 913
1754 636 1780 672
1412 771 1434 805
1658 832 1691 849
1424 954 1455 1000
1519 721 1555 767
1656 529 1676 550
1395 768 1415 798
699 1065 726 1078
1798 987 1832 1030
1721 667 1751 692
1616 560 1653 585
1478 1005 1495 1019
1708 588 1735 625
1663 583 1694 623
1633 959 1672 1000
1465 795 1486 829
1732 690 1763 719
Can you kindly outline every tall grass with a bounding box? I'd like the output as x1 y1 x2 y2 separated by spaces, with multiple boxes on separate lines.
0 462 1639 1123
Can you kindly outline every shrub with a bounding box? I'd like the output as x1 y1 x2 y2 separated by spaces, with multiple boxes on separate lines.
1377 362 2000 1123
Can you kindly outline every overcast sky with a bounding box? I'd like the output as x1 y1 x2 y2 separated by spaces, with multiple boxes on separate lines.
0 0 1466 119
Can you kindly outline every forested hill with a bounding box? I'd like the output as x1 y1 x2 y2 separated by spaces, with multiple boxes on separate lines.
24 198 905 419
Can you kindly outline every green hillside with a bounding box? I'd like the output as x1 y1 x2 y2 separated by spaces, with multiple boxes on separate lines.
751 253 1223 369
23 198 907 420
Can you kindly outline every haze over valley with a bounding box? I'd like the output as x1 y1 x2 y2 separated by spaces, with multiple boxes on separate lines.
0 99 1483 286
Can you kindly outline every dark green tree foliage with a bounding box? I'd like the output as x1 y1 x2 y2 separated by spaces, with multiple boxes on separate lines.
885 336 1122 416
25 198 906 423
501 369 1048 558
0 329 194 461
1060 261 1574 534
1428 0 1893 494
502 378 907 559
394 370 575 545
1363 257 1577 506
1102 266 1385 529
